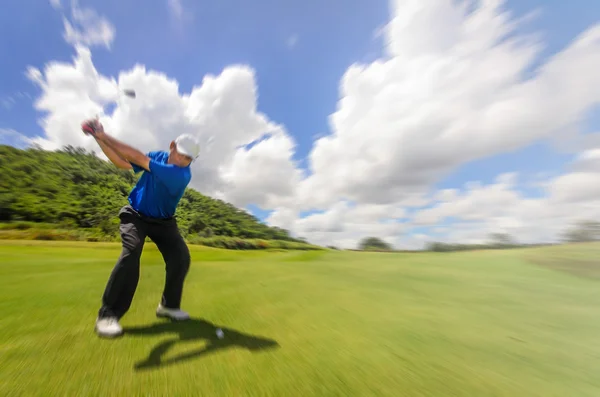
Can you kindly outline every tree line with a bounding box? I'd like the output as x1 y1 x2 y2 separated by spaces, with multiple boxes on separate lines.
3 144 596 252
356 224 600 253
424 226 600 252
0 144 307 245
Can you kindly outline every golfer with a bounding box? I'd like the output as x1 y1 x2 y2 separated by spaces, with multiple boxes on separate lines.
81 119 201 338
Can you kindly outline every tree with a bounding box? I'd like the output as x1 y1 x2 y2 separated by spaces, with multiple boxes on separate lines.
426 242 452 252
488 232 517 247
198 227 214 238
563 220 600 243
0 144 300 242
358 237 392 251
188 215 207 235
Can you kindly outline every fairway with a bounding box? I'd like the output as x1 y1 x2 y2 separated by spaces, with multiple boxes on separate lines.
1 241 600 396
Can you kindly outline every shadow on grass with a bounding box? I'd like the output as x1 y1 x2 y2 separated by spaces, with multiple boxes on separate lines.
123 318 280 371
526 255 600 280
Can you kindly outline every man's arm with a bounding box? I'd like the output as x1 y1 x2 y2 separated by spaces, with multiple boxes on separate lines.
94 131 151 171
95 138 133 170
97 130 189 195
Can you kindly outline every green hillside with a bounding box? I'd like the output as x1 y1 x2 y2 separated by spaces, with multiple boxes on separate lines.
0 145 309 247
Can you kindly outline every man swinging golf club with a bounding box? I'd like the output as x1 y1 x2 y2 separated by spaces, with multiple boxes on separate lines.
81 118 201 338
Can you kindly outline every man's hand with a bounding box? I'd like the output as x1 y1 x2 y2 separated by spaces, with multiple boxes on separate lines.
81 118 150 171
81 118 132 170
81 118 104 136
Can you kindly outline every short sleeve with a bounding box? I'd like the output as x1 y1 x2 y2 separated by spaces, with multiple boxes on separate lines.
148 160 190 195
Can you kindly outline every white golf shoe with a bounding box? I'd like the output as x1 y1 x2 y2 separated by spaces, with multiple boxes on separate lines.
156 304 190 321
95 317 123 338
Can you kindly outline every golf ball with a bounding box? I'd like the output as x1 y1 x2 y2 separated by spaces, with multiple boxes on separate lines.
216 328 224 339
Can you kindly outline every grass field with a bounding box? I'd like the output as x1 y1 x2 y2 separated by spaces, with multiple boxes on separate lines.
1 240 600 396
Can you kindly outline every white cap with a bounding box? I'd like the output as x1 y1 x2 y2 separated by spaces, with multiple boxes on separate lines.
175 134 201 160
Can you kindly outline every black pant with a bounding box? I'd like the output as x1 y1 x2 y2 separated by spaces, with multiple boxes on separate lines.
98 205 191 319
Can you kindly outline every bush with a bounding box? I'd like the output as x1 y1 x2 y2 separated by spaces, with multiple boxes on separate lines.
14 222 34 230
34 230 58 240
0 221 56 230
0 223 323 251
187 235 322 251
33 229 82 241
0 226 93 242
358 237 392 251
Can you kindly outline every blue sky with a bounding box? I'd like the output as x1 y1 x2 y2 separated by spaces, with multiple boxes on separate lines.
1 0 388 157
3 0 595 151
1 0 599 248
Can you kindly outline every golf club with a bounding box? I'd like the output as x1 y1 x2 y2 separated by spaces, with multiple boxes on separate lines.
122 89 136 99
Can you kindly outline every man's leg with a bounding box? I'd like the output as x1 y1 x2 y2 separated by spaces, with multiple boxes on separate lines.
149 220 191 320
96 206 147 336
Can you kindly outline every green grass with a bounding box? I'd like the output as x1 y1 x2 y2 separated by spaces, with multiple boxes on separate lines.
1 241 600 396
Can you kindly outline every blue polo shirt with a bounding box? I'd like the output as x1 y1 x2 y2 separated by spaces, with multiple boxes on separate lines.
128 151 191 219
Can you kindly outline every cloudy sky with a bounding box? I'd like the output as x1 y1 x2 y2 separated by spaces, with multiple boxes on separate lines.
1 0 599 249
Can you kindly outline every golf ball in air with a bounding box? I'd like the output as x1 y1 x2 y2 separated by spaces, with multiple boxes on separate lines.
216 328 224 339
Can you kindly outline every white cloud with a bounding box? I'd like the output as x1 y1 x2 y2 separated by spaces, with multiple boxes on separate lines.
412 173 521 226
49 0 61 9
26 46 298 210
271 156 600 249
408 164 600 248
295 0 600 212
167 0 184 20
265 207 298 233
223 129 303 209
60 0 116 49
266 201 406 248
548 172 600 204
571 149 600 172
435 189 459 202
265 0 600 248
